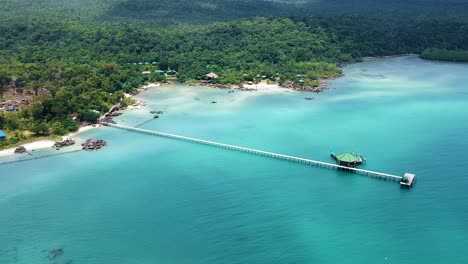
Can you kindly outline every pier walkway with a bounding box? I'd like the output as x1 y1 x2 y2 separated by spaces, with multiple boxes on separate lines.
102 123 414 184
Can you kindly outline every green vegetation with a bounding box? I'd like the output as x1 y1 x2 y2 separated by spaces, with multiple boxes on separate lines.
2 0 468 26
0 61 162 149
1 0 468 148
420 48 468 62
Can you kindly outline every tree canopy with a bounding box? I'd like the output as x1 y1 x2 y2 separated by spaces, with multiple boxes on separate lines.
1 8 468 148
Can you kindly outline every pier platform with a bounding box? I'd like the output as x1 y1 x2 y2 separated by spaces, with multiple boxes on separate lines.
101 122 416 187
400 173 416 188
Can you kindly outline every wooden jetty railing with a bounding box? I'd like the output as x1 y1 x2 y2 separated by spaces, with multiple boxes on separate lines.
102 123 413 184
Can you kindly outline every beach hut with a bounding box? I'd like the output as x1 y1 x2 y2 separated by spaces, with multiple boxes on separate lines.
202 72 219 83
141 71 151 75
166 70 177 75
331 152 364 168
0 130 6 140
205 72 219 79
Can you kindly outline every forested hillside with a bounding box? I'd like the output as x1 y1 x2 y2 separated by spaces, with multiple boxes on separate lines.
2 0 468 26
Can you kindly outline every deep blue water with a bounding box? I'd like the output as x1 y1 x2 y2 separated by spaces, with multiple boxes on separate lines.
1 55 467 264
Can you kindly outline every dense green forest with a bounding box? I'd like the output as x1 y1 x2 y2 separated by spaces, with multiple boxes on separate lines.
3 0 468 25
1 0 468 148
420 48 468 62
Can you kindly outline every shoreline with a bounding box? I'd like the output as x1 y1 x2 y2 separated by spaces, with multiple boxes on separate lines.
0 75 335 158
188 78 335 93
0 82 166 158
0 140 55 157
241 80 288 92
0 124 102 158
361 53 415 61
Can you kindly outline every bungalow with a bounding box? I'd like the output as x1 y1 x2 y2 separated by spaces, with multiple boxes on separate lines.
141 71 152 75
154 70 165 75
202 72 219 83
166 70 177 75
205 72 219 79
0 130 6 140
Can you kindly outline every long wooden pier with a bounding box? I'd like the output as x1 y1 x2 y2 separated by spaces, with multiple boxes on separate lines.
102 123 415 185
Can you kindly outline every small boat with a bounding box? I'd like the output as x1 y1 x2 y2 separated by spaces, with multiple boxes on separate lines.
153 115 159 119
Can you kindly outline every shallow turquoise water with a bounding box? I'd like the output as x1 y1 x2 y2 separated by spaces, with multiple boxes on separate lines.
1 55 468 263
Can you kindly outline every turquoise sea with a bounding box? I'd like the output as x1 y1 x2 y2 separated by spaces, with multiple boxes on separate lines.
1 55 468 264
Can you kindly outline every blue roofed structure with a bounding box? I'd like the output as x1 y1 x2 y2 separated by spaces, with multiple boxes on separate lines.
0 130 6 139
7 106 19 111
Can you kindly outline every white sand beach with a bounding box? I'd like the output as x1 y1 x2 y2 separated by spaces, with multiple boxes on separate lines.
0 140 55 157
0 124 102 157
242 80 291 93
142 83 161 89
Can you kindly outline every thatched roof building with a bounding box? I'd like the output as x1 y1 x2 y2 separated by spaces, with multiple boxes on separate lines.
205 72 219 79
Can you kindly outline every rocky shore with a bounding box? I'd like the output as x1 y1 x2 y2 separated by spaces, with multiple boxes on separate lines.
237 87 257 91
82 139 107 151
100 116 117 124
14 146 27 154
188 82 240 90
99 104 127 124
53 139 75 149
186 75 344 94
280 80 331 93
